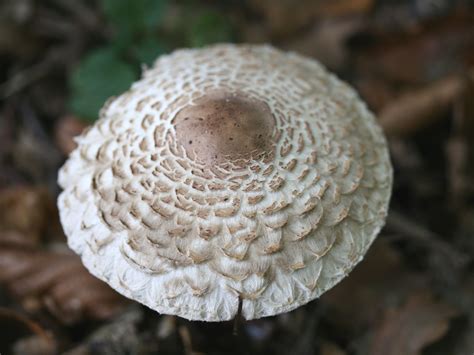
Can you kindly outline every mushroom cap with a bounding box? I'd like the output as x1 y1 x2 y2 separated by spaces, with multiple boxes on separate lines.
58 44 392 321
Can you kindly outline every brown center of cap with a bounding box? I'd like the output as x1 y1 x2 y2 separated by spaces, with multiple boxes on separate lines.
173 92 275 165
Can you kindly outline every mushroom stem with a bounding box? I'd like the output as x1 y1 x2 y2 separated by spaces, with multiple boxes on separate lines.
233 297 243 336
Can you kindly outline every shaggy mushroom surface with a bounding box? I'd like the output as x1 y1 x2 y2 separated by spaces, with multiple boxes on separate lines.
58 44 392 321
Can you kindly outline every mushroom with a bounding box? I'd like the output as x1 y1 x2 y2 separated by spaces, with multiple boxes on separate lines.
58 44 392 321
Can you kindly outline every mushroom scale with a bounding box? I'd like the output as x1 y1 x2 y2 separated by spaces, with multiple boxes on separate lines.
58 44 393 321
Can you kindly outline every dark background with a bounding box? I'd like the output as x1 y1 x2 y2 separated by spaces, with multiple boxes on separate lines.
0 0 474 354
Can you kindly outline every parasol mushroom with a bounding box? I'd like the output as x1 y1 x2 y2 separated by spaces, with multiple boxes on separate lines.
58 44 393 321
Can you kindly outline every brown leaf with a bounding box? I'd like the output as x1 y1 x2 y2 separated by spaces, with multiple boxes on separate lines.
369 292 459 355
379 74 464 137
0 186 55 245
0 243 129 324
354 15 474 85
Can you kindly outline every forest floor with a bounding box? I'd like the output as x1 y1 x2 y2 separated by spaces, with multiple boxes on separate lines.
0 1 474 354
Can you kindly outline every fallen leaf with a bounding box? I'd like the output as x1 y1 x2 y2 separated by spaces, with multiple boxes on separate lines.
379 74 464 136
0 242 129 324
0 186 54 245
369 292 459 355
354 15 474 85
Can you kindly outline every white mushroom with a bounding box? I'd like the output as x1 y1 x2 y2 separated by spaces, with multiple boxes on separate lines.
58 44 393 321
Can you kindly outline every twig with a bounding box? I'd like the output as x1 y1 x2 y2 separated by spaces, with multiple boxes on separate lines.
51 0 101 31
0 61 52 99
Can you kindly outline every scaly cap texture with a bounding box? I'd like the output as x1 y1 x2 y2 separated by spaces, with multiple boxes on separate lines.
58 44 393 321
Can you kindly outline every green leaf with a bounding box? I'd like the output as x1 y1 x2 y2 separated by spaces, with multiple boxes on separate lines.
187 11 234 47
102 0 168 42
70 47 136 121
132 37 167 66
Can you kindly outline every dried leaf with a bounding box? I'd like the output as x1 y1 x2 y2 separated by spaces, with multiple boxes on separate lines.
369 292 459 355
0 186 54 245
379 74 463 136
354 15 474 85
0 243 128 324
